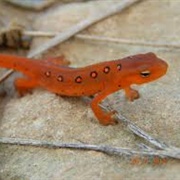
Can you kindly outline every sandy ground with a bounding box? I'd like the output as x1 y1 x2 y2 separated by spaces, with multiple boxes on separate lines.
0 0 180 180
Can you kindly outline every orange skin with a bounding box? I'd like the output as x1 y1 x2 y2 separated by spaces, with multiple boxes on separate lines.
0 52 168 125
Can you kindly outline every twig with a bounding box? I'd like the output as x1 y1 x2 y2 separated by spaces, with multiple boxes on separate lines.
99 103 169 149
27 0 141 58
99 103 180 159
0 98 179 160
76 34 180 49
115 113 169 149
0 137 179 160
0 69 14 83
85 97 180 159
23 32 180 49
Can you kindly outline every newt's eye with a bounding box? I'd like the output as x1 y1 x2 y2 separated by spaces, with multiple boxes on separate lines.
140 70 151 77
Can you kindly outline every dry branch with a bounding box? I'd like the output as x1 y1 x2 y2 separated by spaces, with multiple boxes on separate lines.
27 0 141 58
0 69 14 83
0 99 179 160
76 34 180 49
0 137 179 160
115 113 169 149
0 101 180 160
100 103 180 160
24 31 180 49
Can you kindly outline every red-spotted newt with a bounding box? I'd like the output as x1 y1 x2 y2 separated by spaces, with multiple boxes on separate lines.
0 53 168 125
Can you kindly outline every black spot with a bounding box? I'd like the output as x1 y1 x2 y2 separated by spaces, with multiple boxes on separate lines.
90 71 98 78
117 64 122 71
57 75 63 82
45 71 51 77
118 85 121 88
75 76 82 83
103 66 110 74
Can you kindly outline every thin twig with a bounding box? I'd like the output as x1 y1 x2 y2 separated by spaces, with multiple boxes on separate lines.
0 137 179 160
0 69 14 83
100 103 170 150
27 0 141 58
23 31 180 49
23 32 180 49
0 99 180 160
99 103 180 159
116 113 169 149
76 34 180 49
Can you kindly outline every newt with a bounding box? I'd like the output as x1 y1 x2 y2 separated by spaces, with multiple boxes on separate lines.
0 52 168 125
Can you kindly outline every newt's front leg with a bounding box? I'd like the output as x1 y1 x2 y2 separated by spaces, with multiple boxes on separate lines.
124 87 140 101
91 88 118 126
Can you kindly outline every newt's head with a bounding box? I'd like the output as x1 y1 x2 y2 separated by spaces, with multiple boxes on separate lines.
122 52 168 85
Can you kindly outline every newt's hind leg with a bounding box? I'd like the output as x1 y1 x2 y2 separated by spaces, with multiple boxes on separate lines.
14 77 38 96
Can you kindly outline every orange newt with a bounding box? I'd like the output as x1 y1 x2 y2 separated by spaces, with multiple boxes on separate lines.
0 52 168 125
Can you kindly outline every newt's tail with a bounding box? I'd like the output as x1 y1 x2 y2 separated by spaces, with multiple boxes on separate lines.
0 54 37 76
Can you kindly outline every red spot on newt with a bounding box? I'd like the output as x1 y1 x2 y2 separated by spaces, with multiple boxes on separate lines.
75 76 82 83
57 75 63 82
90 71 98 78
45 71 51 77
103 66 110 74
0 52 168 125
117 64 122 71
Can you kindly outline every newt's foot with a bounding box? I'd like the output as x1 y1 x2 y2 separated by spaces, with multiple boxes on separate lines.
17 88 33 97
129 89 139 101
126 89 140 101
98 110 118 126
